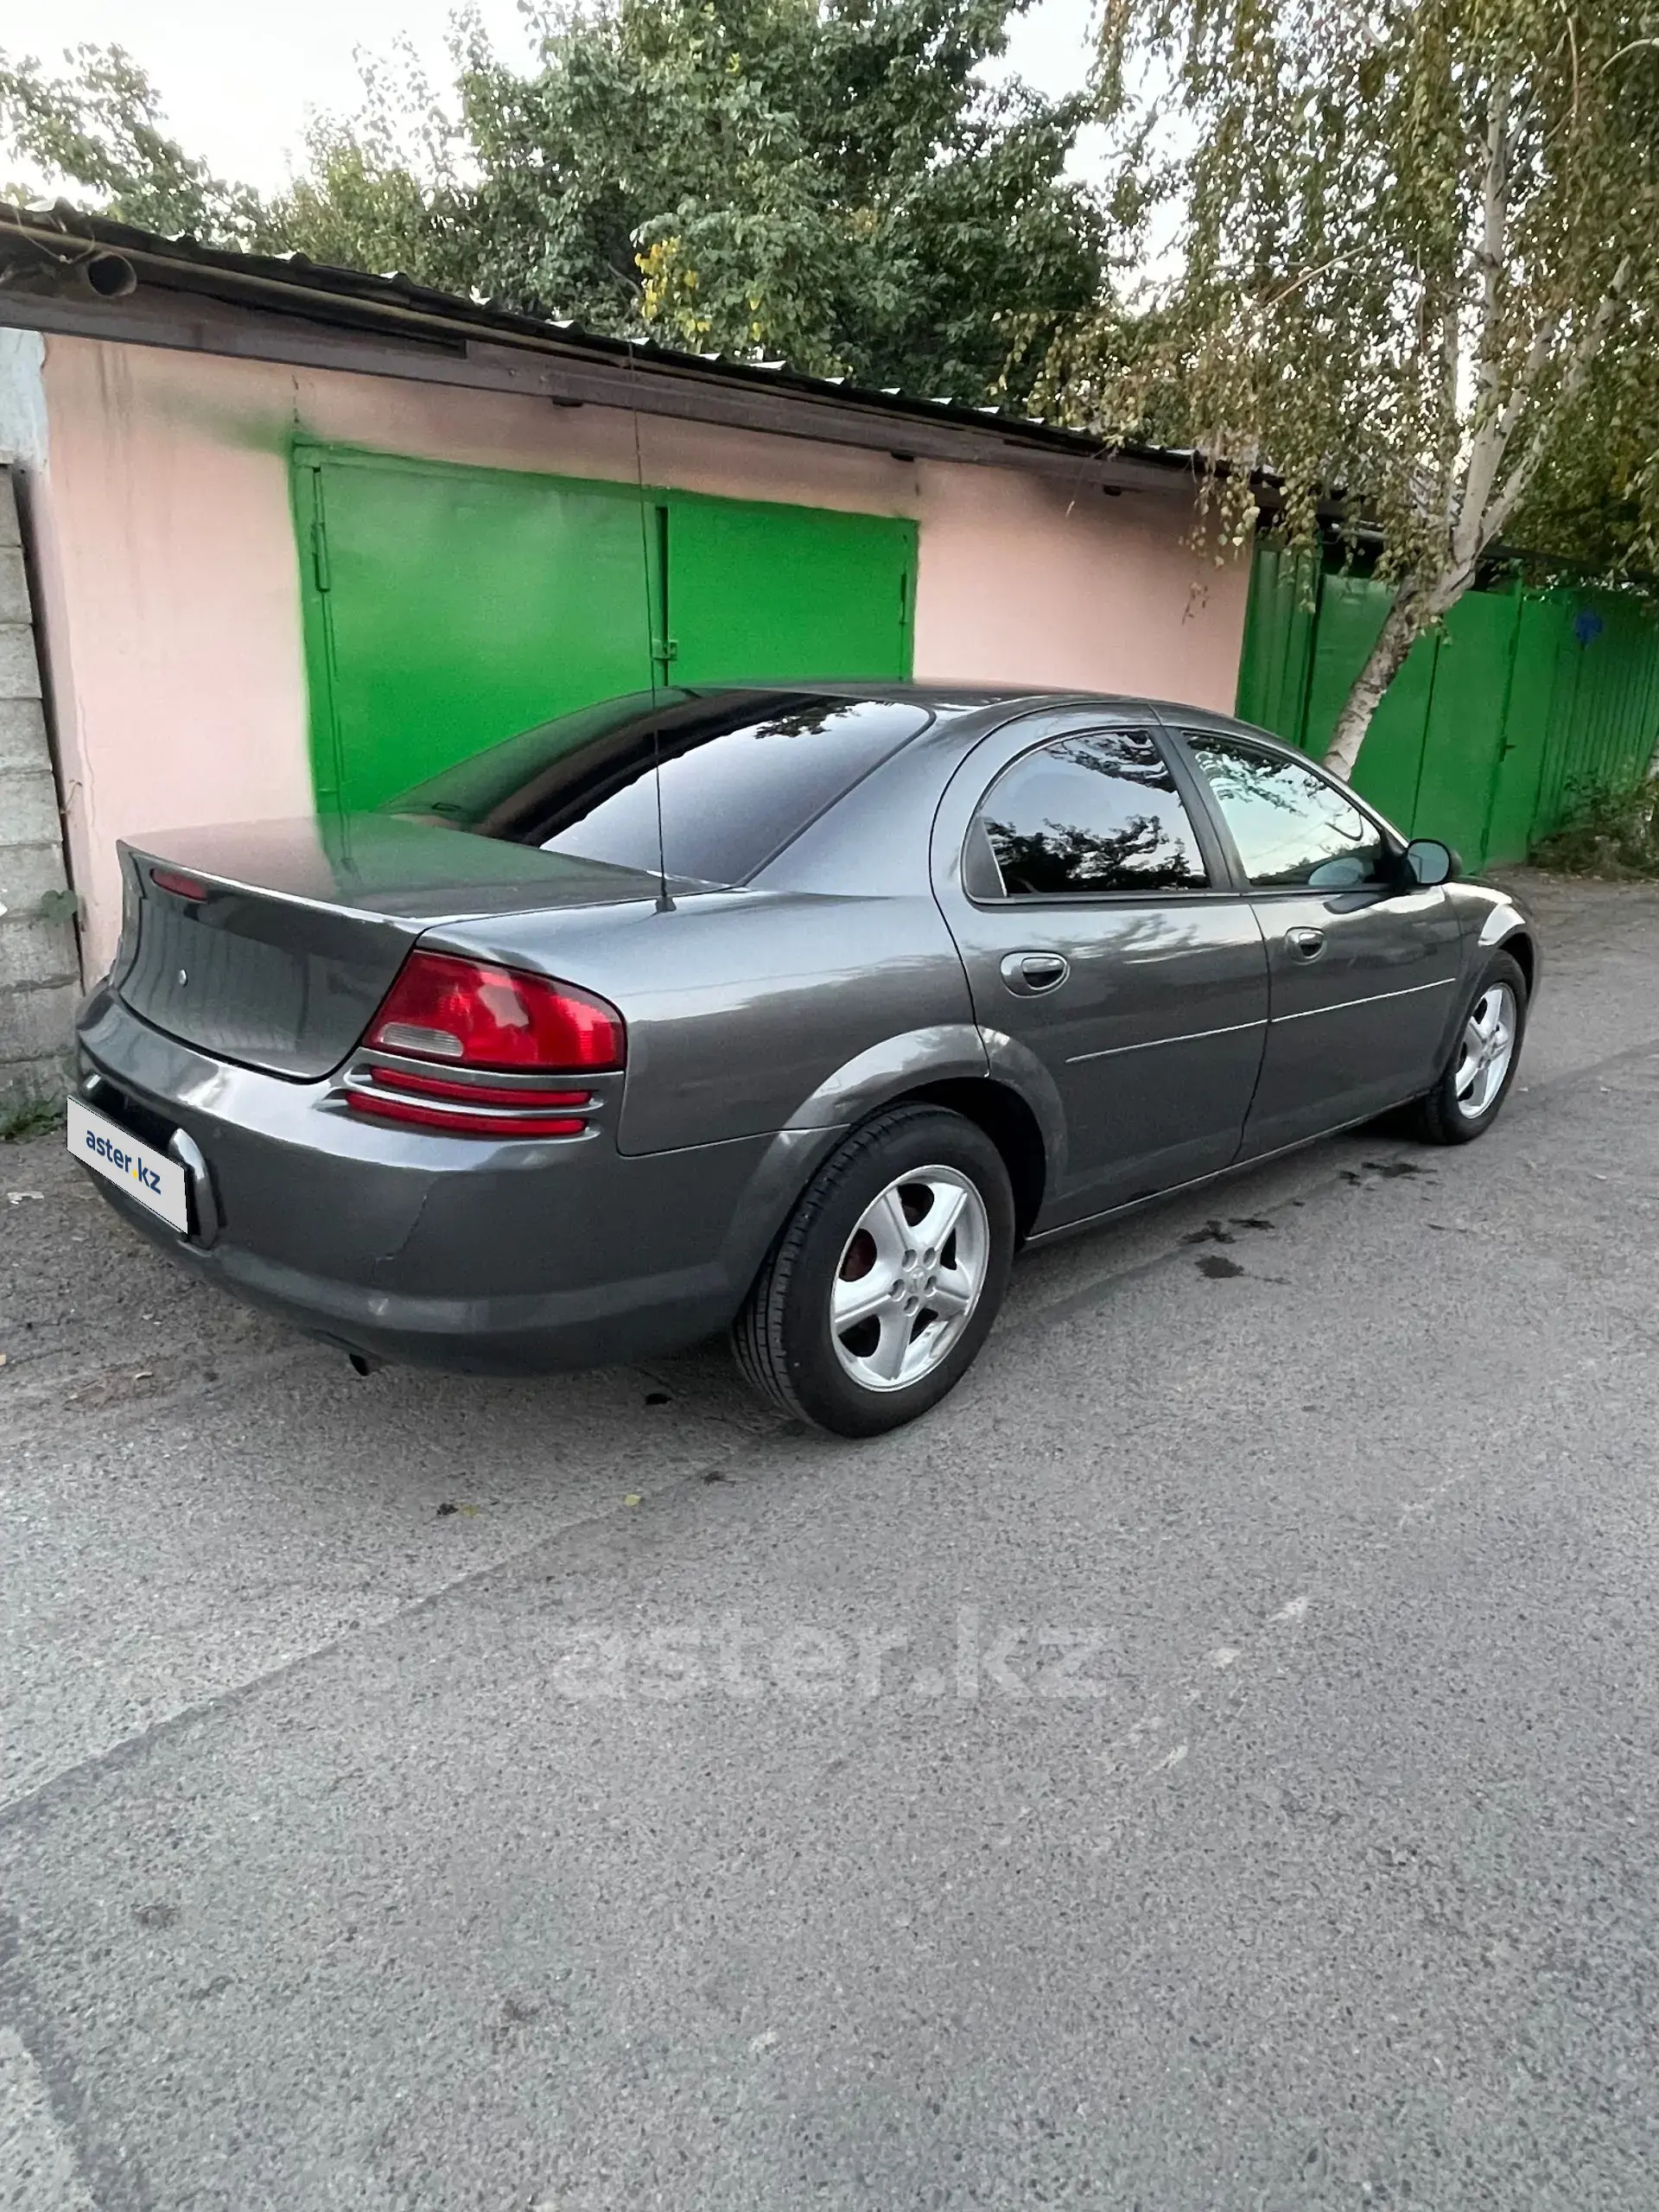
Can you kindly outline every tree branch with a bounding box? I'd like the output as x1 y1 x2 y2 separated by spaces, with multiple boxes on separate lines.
1494 313 1562 449
1604 35 1659 70
1450 73 1515 566
1481 256 1633 543
1471 72 1510 414
1440 298 1462 531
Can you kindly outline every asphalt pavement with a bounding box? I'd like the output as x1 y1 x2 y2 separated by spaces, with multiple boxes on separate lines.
3 869 1658 2212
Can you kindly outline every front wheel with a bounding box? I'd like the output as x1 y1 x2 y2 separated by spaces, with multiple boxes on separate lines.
1408 950 1528 1145
733 1104 1015 1437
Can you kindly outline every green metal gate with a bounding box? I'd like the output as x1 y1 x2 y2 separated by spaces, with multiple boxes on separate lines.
1236 545 1659 868
294 446 918 815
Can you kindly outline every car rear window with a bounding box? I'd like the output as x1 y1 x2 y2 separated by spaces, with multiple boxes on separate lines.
387 690 931 889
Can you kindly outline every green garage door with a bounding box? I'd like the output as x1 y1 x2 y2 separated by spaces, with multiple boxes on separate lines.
295 446 917 813
296 451 657 814
665 491 913 686
1237 544 1659 868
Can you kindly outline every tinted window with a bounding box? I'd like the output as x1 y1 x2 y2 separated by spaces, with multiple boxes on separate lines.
975 729 1209 897
387 690 931 888
1184 734 1395 889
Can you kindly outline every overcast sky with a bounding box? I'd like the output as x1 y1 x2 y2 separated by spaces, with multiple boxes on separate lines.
3 0 1102 195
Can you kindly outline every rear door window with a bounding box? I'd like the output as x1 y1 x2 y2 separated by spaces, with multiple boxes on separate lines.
971 728 1211 897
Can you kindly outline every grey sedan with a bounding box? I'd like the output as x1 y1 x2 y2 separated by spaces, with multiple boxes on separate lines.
71 686 1536 1436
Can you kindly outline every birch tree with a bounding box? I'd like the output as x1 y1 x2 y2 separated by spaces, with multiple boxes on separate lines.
1044 0 1659 780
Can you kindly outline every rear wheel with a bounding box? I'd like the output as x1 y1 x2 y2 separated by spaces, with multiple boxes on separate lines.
733 1104 1015 1437
1408 950 1527 1145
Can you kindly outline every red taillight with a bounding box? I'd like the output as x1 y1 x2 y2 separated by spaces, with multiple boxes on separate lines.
364 951 625 1072
150 866 210 900
349 951 621 1140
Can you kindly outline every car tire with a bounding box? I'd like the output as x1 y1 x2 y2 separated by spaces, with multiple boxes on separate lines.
1408 950 1529 1146
733 1103 1016 1438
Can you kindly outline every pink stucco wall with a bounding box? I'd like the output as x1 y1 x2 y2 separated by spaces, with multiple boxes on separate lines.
31 335 1249 969
912 465 1245 699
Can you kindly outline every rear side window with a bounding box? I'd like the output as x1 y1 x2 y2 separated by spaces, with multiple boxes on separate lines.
972 728 1210 897
389 690 931 889
1183 732 1395 888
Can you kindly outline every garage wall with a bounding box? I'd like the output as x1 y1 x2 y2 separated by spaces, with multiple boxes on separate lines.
0 463 79 1116
32 334 1250 971
911 464 1247 702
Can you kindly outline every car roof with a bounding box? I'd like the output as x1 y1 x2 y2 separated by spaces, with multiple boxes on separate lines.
698 681 1057 709
698 682 1281 732
696 681 1166 736
689 684 1313 780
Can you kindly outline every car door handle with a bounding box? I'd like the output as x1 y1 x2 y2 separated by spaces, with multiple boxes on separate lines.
1001 950 1070 995
1285 927 1326 962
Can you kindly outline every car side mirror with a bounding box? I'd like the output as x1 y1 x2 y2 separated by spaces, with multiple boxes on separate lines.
1402 837 1459 887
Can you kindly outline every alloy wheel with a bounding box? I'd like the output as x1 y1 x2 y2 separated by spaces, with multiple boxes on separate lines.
1453 982 1518 1119
830 1166 990 1393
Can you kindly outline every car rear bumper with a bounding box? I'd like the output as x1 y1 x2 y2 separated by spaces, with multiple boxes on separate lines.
74 985 830 1374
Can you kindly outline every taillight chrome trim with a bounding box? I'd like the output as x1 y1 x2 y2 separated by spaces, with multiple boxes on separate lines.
364 1064 593 1111
334 1051 610 1141
346 1090 588 1141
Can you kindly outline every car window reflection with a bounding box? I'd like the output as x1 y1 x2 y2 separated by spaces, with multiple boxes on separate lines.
1185 735 1391 889
976 731 1211 897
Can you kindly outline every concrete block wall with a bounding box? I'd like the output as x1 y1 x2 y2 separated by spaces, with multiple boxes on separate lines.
0 467 79 1117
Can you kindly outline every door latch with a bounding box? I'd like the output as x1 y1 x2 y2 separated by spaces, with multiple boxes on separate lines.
1001 950 1070 995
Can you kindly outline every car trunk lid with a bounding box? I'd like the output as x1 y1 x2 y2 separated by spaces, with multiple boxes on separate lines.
114 813 663 1080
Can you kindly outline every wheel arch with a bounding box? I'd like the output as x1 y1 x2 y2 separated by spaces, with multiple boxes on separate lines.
1499 930 1536 997
732 1072 1051 1322
1471 894 1539 1000
886 1076 1048 1243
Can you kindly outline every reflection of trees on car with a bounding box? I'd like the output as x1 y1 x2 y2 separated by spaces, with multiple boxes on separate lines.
984 810 1202 894
1052 733 1173 790
748 708 841 743
981 728 1210 893
1188 737 1383 888
1198 756 1300 817
1198 756 1323 883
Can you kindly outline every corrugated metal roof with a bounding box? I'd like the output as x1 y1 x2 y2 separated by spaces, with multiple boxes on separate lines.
0 198 1204 480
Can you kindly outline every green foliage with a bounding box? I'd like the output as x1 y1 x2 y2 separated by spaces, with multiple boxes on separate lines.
0 43 262 242
1513 341 1659 584
0 1092 63 1142
1040 0 1659 772
1053 0 1659 563
1531 773 1659 879
0 2 1111 407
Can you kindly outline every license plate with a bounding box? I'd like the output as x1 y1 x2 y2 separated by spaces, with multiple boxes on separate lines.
67 1096 190 1233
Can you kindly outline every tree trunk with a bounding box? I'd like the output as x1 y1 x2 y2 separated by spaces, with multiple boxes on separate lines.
1321 589 1430 782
